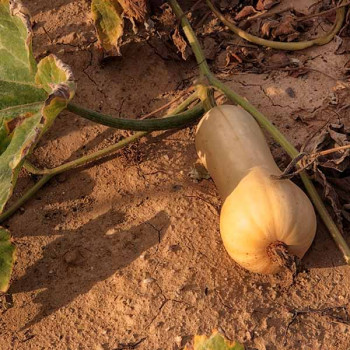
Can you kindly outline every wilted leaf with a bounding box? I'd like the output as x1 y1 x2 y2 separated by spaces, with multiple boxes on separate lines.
272 15 297 38
172 27 191 60
335 37 350 55
0 0 75 291
91 0 150 56
264 52 291 68
256 0 280 11
288 67 309 78
184 331 244 350
91 0 124 56
0 228 15 292
260 20 279 37
286 32 300 42
119 0 147 22
303 123 350 226
235 6 257 21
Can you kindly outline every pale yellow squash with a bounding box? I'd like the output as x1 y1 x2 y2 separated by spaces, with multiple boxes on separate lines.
195 105 317 274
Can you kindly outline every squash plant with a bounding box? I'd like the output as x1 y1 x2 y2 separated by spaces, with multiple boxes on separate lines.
0 0 203 291
0 0 75 291
0 0 350 292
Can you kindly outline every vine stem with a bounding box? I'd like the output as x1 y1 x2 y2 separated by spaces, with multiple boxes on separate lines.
206 0 346 51
295 1 350 22
0 95 201 223
66 99 202 131
168 0 350 264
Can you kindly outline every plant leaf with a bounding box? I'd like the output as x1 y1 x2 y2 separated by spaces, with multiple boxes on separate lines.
0 0 75 213
91 0 124 56
0 228 16 292
118 0 147 22
0 0 46 109
0 0 76 291
184 331 244 350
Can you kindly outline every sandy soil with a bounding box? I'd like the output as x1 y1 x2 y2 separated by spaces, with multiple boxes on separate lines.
1 0 350 349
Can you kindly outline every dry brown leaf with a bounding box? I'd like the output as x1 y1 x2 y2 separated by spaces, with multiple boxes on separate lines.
264 52 291 67
315 168 344 227
119 0 148 22
172 27 191 60
256 0 280 11
286 32 300 42
288 67 309 78
235 6 258 21
219 0 239 11
303 123 350 225
335 37 350 55
272 15 297 37
260 20 279 37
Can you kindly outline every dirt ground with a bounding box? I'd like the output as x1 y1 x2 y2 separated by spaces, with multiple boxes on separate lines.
1 0 350 349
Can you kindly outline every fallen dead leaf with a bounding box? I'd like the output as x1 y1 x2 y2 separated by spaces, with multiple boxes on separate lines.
119 0 148 22
264 52 291 67
303 123 350 226
235 6 258 21
260 20 280 37
256 0 280 11
272 15 297 38
335 37 350 55
172 27 191 60
288 67 309 78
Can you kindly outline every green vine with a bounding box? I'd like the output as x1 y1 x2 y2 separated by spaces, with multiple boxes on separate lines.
0 95 202 223
66 92 202 131
206 0 346 51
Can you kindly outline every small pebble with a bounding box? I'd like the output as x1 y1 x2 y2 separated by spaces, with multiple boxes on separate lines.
174 336 182 347
142 277 155 284
105 228 116 236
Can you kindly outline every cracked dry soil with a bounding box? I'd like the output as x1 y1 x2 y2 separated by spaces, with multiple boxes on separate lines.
1 0 350 349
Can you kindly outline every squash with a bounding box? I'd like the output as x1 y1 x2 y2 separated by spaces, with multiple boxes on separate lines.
195 105 316 274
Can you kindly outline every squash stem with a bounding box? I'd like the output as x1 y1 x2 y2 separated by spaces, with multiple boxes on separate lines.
0 97 201 223
0 174 54 223
206 0 346 51
196 84 216 112
0 133 144 223
169 0 211 78
66 96 203 131
266 241 297 271
168 0 350 265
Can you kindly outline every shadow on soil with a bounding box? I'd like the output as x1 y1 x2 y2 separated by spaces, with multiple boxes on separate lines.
302 221 348 270
10 210 170 329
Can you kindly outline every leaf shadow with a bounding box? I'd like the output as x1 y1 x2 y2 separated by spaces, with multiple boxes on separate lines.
10 210 170 329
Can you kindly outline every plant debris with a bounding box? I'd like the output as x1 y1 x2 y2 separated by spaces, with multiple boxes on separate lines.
235 6 258 21
172 27 191 60
303 123 350 227
256 0 281 11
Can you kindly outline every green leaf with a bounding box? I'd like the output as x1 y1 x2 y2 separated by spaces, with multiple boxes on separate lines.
0 0 76 291
184 332 244 350
0 0 76 212
0 228 16 292
91 0 124 56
